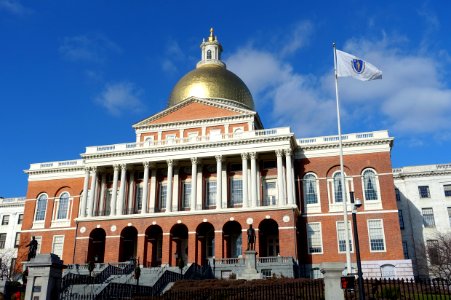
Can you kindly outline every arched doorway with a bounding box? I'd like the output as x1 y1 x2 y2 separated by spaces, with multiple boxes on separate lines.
87 228 106 263
119 226 138 262
144 225 163 267
223 221 242 258
170 224 188 266
258 219 279 257
196 222 215 265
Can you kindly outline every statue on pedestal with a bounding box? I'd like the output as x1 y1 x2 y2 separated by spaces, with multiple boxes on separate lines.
247 224 256 251
26 236 38 261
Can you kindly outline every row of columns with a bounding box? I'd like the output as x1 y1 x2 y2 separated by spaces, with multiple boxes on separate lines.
79 149 295 218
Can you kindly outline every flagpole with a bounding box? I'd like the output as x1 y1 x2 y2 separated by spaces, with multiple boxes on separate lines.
333 43 352 274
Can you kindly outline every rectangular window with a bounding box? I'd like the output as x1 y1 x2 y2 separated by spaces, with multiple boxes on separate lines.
52 235 64 258
418 186 430 198
159 183 167 209
14 233 20 248
368 219 386 251
422 207 435 228
135 185 143 211
182 181 191 208
0 233 6 249
2 215 10 225
398 210 405 229
427 240 439 265
395 188 401 201
262 179 277 206
337 221 353 252
444 184 451 197
18 214 23 224
402 241 409 259
307 223 323 254
230 178 243 205
206 179 217 206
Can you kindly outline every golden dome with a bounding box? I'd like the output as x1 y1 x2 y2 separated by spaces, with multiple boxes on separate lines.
168 64 255 110
167 29 254 110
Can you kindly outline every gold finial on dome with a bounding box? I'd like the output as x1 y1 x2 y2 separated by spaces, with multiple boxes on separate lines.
208 27 215 41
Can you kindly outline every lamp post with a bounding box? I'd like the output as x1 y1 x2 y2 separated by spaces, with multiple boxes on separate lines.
350 191 365 300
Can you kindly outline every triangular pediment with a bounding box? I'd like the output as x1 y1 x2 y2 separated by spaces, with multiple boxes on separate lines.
133 97 256 127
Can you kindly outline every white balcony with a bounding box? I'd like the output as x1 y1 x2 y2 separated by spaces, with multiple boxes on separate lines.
297 130 389 146
85 127 292 154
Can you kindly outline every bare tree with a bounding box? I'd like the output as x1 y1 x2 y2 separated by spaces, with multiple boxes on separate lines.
424 233 451 281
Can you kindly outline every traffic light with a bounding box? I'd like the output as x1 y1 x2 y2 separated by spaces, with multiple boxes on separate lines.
341 276 355 290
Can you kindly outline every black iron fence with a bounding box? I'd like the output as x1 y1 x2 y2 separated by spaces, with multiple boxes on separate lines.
345 278 451 300
147 279 324 300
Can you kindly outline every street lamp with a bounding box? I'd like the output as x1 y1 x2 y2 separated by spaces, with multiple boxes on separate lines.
350 191 365 300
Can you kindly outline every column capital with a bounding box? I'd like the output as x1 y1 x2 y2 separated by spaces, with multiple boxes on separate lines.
284 148 292 156
191 157 198 165
215 155 223 163
167 159 173 167
113 164 120 171
143 161 150 168
90 166 97 173
249 152 257 160
275 149 284 157
120 163 127 170
241 152 248 160
84 167 91 174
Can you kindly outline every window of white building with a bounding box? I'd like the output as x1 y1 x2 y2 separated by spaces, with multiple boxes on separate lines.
182 181 191 208
35 194 48 221
262 178 277 206
159 182 167 209
0 233 6 249
52 235 64 258
337 221 353 252
1 215 9 225
444 184 451 197
14 233 20 248
418 186 430 198
307 223 323 254
368 219 386 252
230 177 243 206
422 208 435 228
205 179 216 207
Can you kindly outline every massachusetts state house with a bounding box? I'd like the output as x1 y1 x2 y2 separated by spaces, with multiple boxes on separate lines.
19 29 413 279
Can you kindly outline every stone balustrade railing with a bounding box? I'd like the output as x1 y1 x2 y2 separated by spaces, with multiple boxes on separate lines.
297 130 389 146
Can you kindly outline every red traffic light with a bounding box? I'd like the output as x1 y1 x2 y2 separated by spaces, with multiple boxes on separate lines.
341 276 355 290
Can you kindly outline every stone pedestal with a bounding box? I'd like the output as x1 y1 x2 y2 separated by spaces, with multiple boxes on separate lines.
23 254 65 300
237 251 263 280
320 262 345 300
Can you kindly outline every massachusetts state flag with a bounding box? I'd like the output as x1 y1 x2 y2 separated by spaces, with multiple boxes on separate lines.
336 50 382 81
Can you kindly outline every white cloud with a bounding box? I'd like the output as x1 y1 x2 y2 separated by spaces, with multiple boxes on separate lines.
161 39 186 74
95 82 145 115
59 34 121 63
0 0 31 15
280 21 314 57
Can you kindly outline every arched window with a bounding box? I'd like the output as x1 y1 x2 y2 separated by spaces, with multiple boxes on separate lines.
35 194 48 221
303 173 318 205
333 172 344 203
57 192 70 219
363 169 379 201
207 49 212 59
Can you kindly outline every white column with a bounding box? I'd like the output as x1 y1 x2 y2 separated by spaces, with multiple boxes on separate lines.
80 168 90 218
99 173 107 216
191 157 198 211
241 153 249 208
149 164 157 213
276 150 285 206
216 155 223 209
196 161 203 210
141 162 150 214
285 149 294 205
166 160 173 212
250 152 257 208
110 165 119 216
172 165 179 211
117 164 127 215
87 167 97 217
127 169 135 214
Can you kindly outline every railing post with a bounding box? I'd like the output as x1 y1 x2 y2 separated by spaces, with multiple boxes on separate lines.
320 262 345 300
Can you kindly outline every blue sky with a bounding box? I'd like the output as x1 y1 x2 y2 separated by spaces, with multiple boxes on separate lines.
1 0 450 197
